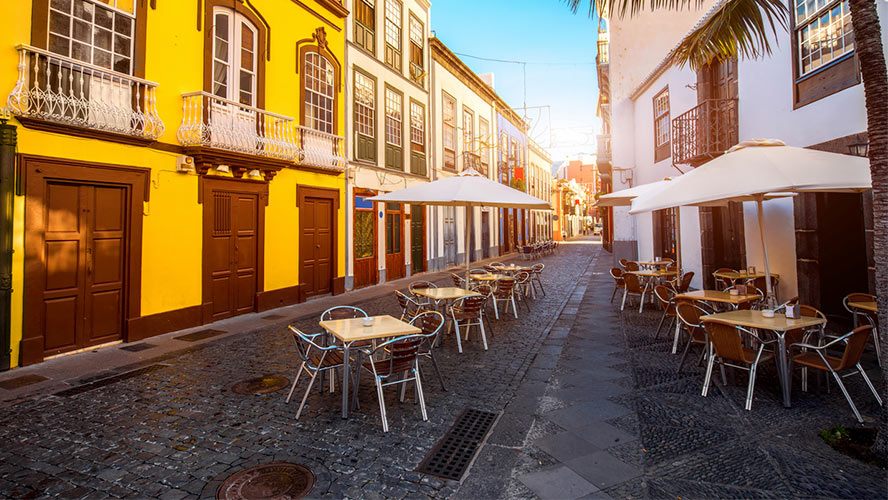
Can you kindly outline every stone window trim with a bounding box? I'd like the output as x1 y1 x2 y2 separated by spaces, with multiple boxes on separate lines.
296 27 342 133
653 86 670 163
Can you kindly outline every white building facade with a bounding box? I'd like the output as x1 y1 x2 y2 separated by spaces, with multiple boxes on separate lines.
603 0 886 314
344 0 431 289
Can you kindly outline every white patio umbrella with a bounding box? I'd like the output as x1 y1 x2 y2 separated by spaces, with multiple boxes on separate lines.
368 167 552 287
630 139 871 302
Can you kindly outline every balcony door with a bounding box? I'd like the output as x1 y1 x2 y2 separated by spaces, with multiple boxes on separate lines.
210 9 258 149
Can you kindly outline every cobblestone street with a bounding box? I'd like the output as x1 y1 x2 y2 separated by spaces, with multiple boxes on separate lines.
0 236 885 499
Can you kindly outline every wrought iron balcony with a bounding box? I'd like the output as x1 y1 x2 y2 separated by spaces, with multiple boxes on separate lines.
672 98 738 167
7 44 164 140
462 151 482 174
178 91 345 171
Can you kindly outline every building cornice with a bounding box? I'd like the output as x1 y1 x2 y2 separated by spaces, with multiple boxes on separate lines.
305 0 350 19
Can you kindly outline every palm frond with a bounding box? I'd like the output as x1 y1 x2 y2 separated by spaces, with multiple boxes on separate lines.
668 0 788 70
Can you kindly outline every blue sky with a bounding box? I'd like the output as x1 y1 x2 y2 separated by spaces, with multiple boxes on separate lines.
430 0 601 163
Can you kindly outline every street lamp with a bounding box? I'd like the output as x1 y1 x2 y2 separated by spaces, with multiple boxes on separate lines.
847 140 869 158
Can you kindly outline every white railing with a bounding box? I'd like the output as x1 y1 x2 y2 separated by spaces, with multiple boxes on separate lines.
7 44 164 139
177 91 345 171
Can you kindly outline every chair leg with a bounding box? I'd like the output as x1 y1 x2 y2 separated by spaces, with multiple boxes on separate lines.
677 338 694 373
511 296 518 318
286 362 306 403
452 311 464 354
479 318 488 350
414 362 428 421
428 350 447 391
399 370 409 403
621 288 628 311
871 326 882 367
655 312 668 338
375 375 389 432
702 345 716 397
746 347 765 411
829 368 863 423
329 369 336 394
492 299 500 320
857 363 883 406
296 370 319 419
610 287 617 303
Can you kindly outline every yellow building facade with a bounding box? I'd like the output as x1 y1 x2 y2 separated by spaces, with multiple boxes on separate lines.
1 0 349 367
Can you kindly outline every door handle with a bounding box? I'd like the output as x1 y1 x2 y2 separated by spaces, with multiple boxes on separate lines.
316 244 320 248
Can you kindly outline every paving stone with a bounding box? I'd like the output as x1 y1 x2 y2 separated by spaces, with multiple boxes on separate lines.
563 450 642 490
533 431 601 462
517 464 599 500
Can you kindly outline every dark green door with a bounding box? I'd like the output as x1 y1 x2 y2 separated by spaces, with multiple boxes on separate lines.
411 205 424 274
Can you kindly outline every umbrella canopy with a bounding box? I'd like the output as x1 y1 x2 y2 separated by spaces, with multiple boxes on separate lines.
368 168 551 209
368 168 551 288
628 139 871 302
630 140 871 214
595 179 675 207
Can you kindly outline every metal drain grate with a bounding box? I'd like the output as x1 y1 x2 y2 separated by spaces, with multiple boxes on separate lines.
55 364 168 397
174 329 227 342
417 409 499 482
119 343 156 352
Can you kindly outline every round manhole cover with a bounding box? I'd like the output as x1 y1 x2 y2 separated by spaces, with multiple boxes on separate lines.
230 375 290 395
217 462 315 500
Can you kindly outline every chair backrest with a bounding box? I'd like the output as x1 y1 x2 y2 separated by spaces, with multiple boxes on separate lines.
619 258 630 268
676 271 694 293
610 267 624 286
703 320 748 363
623 272 643 293
452 295 485 317
321 305 368 321
653 285 676 310
843 292 876 314
288 325 334 366
532 263 544 274
495 277 515 296
396 290 422 313
483 265 498 273
369 334 424 376
490 261 505 266
676 301 706 330
451 273 465 287
713 268 736 289
409 281 437 295
469 268 487 276
471 284 493 297
838 325 874 370
409 310 445 339
515 271 531 284
625 261 640 271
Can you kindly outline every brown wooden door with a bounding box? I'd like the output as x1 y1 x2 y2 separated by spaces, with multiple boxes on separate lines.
205 190 259 321
301 196 334 296
385 203 404 280
41 182 126 357
353 193 377 289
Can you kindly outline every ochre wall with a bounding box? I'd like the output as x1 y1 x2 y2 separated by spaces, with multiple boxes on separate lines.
0 0 346 367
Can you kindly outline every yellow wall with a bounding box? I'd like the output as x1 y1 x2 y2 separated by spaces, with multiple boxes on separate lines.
1 0 346 367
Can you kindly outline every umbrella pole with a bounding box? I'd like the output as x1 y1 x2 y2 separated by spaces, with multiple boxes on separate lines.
675 209 682 276
465 206 471 289
755 197 774 303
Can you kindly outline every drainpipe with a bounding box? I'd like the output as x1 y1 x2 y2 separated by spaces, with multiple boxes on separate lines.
0 117 15 371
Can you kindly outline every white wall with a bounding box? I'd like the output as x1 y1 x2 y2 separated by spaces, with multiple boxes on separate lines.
742 198 799 300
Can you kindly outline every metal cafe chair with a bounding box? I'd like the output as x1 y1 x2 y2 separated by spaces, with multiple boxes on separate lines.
316 306 368 391
491 277 518 320
450 273 466 288
701 320 778 411
408 280 437 307
670 271 694 294
653 285 677 339
408 311 447 391
449 295 488 353
396 290 427 323
713 267 737 291
609 267 625 303
285 326 346 419
471 283 495 335
843 292 882 367
789 325 883 423
620 272 646 312
530 263 546 297
353 334 428 432
514 270 534 307
675 301 712 373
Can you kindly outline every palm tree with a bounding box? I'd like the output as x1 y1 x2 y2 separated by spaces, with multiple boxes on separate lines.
565 0 888 458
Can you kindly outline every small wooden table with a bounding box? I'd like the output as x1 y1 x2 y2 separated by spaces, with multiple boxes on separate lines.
469 273 506 282
636 260 673 269
672 290 762 354
320 315 421 419
848 301 877 313
713 270 781 283
702 310 826 408
413 287 480 302
492 264 524 274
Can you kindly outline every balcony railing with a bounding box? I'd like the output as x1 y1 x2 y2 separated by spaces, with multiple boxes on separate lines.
462 151 481 173
597 40 609 65
7 44 164 139
178 91 345 171
672 98 738 167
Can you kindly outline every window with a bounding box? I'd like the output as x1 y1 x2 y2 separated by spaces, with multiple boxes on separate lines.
48 0 136 74
354 69 375 161
479 117 490 172
354 0 375 53
654 208 677 261
304 52 335 133
385 202 401 255
410 101 424 153
408 14 424 85
653 87 670 162
212 9 258 106
385 87 402 146
384 0 402 71
463 108 474 151
354 195 375 259
796 0 853 76
442 93 456 170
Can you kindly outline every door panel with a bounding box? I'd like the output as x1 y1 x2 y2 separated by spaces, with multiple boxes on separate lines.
301 196 334 296
234 194 257 314
353 201 376 289
40 181 127 355
204 189 259 320
481 211 489 259
411 205 424 274
385 204 404 280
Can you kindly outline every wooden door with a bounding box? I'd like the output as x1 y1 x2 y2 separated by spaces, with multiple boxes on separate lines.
410 204 424 274
205 190 260 321
385 203 405 280
443 206 456 265
481 210 490 258
41 182 127 357
353 194 377 289
301 196 334 296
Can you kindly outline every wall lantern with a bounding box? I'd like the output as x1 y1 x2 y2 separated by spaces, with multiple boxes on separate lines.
847 140 869 158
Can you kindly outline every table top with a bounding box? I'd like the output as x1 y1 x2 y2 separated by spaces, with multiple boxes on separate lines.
701 310 826 332
413 287 480 300
492 264 525 272
676 290 761 304
636 260 672 267
470 273 506 281
848 301 878 313
628 269 678 278
320 315 421 343
713 270 781 280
